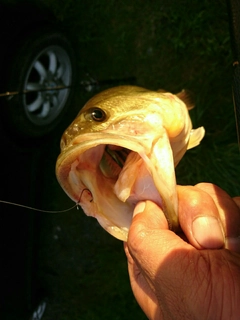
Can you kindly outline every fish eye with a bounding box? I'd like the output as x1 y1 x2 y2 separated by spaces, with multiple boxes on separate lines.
89 107 106 122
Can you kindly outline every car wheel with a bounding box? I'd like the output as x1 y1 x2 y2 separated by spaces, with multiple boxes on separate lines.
2 28 76 138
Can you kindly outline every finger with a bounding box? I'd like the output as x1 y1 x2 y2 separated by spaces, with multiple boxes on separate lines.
127 200 197 317
177 185 225 250
128 201 187 264
124 242 162 320
195 183 240 253
127 200 191 281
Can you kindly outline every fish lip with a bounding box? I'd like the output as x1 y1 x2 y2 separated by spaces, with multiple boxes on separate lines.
56 133 146 200
57 133 147 170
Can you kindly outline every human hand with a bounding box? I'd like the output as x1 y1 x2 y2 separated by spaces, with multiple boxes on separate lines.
124 183 240 320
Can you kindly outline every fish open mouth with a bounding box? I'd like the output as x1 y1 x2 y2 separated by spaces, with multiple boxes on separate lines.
56 134 178 240
99 145 131 179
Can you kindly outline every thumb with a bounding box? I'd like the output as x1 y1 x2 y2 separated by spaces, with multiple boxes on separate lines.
126 200 198 319
132 200 169 231
127 200 191 279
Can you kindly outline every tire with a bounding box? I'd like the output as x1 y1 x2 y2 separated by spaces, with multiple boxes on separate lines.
2 28 76 138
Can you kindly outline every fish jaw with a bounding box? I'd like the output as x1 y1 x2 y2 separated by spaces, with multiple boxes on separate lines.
56 129 178 241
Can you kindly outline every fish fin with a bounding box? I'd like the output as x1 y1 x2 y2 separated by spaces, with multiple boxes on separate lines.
187 127 205 150
157 88 195 110
176 89 195 110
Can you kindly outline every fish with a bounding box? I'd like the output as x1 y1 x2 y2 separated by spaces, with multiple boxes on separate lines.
56 85 205 241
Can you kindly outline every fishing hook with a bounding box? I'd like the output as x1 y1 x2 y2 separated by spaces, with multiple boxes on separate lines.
77 188 93 207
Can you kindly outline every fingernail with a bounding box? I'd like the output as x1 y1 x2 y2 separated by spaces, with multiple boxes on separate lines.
225 237 240 253
192 216 224 249
133 201 146 217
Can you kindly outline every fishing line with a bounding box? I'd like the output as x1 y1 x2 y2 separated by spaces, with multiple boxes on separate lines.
0 188 93 213
0 200 79 213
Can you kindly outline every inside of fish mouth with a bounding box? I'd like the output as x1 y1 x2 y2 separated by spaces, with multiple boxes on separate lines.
99 145 131 178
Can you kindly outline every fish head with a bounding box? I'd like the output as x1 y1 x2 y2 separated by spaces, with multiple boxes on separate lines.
56 86 205 241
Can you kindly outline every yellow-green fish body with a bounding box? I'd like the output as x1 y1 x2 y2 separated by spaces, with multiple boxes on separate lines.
56 86 205 241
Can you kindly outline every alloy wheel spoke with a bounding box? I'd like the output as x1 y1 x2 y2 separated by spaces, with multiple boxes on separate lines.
41 101 50 117
34 61 47 79
48 51 57 74
26 82 43 91
27 93 43 112
51 95 59 107
56 64 64 79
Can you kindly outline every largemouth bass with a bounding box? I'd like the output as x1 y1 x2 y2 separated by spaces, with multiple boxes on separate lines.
56 85 205 241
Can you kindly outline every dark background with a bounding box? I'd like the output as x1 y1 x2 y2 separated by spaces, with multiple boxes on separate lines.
1 0 240 319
